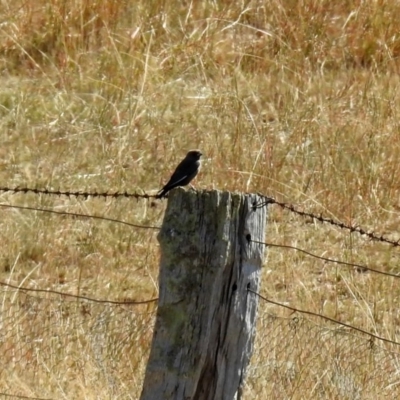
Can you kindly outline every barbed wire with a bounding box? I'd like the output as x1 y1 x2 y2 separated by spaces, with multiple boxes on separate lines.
1 184 399 246
251 240 400 279
255 195 400 247
2 184 400 399
249 288 400 346
0 280 158 305
0 186 156 199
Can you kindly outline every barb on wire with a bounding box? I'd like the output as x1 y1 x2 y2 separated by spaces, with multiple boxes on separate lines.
0 280 158 305
251 240 400 278
255 195 400 247
0 186 157 199
248 288 400 346
0 203 160 230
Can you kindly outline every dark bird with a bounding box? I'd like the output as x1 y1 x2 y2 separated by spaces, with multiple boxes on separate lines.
156 150 202 198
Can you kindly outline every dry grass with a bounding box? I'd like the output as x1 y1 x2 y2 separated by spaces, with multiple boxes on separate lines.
1 0 400 398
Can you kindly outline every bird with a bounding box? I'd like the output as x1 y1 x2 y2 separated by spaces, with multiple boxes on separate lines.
156 150 203 198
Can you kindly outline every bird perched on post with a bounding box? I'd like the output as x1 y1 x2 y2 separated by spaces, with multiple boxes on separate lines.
156 150 203 198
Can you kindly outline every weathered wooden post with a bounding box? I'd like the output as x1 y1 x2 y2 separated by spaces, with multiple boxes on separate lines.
140 189 267 400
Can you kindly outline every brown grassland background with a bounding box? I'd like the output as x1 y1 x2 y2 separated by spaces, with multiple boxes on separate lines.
1 0 400 398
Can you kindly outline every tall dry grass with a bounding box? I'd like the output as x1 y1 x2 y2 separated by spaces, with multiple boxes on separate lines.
1 0 400 398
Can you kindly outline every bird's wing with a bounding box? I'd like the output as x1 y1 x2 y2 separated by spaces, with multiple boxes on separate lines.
163 168 191 188
162 159 197 189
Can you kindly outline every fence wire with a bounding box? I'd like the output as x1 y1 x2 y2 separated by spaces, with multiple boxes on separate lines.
246 301 400 400
0 288 155 399
2 187 400 399
2 287 400 399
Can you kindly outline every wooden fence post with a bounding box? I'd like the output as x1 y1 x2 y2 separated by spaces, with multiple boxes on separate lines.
140 189 268 400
